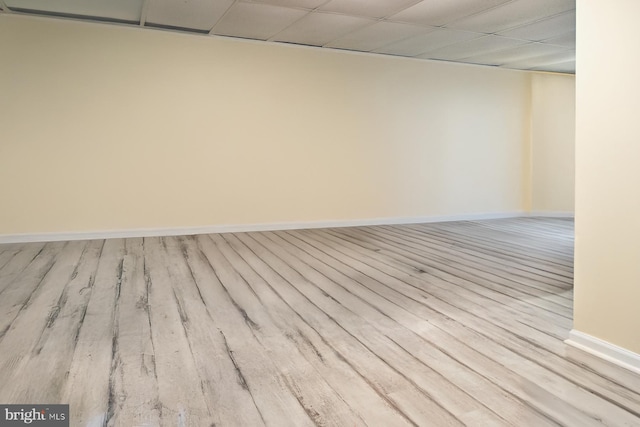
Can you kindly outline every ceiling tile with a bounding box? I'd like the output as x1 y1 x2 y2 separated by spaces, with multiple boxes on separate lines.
540 30 575 48
212 3 307 41
498 10 575 41
247 0 326 9
418 35 528 61
447 0 575 33
272 12 373 46
460 42 571 65
390 0 510 27
327 21 430 52
374 28 479 57
500 49 575 69
5 0 143 21
319 0 420 19
145 0 233 31
529 60 575 73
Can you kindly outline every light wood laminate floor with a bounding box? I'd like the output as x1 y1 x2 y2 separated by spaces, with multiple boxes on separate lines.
0 218 639 426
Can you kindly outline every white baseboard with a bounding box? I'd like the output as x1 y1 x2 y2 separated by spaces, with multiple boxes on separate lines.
528 211 574 218
565 330 640 375
0 211 525 244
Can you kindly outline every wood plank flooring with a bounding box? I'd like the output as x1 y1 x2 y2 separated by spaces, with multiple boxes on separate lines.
0 217 639 426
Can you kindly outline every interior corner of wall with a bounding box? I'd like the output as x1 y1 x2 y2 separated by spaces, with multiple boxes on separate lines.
523 77 534 213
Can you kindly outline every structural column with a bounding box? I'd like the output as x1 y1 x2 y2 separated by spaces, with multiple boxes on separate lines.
571 0 640 364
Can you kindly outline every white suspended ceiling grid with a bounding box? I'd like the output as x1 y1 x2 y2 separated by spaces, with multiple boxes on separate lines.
0 0 576 74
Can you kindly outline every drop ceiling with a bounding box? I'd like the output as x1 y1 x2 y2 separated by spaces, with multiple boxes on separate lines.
0 0 576 74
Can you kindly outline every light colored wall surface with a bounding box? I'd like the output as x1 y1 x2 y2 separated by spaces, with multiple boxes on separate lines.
0 14 532 235
531 73 575 213
574 0 640 354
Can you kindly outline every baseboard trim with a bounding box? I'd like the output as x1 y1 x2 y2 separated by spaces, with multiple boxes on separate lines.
528 211 574 218
0 211 525 244
565 330 640 375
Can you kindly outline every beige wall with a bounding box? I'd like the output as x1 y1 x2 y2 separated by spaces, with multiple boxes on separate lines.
531 73 575 213
0 14 533 235
574 0 640 353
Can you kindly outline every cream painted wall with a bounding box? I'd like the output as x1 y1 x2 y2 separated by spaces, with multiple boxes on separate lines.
0 14 532 235
531 73 575 213
574 0 640 354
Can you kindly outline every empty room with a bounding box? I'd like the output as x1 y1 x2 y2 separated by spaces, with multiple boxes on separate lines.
1 0 639 425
